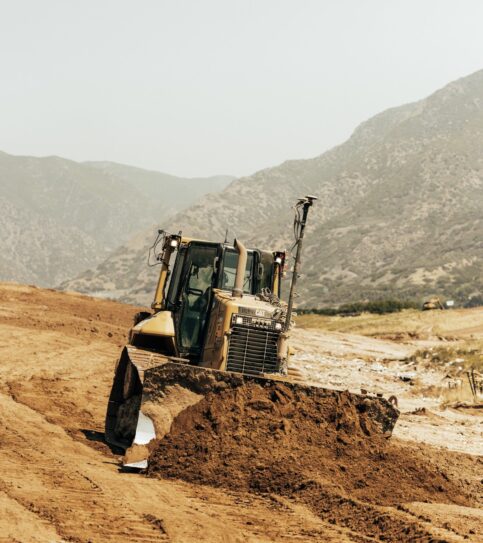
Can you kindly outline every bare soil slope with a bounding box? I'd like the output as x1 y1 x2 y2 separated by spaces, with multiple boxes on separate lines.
0 283 481 542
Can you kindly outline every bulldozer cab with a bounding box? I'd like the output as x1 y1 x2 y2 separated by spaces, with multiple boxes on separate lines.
162 238 281 359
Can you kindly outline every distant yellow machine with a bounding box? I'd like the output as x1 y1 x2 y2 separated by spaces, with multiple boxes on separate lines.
422 297 445 311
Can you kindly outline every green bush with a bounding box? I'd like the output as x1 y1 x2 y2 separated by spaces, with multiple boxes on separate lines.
463 295 483 308
299 299 420 316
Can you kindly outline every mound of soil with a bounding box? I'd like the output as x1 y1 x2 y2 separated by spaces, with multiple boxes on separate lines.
147 381 474 542
148 381 466 501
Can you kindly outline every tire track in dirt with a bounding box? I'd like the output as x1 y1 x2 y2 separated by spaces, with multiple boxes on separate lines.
1 386 346 542
0 393 167 542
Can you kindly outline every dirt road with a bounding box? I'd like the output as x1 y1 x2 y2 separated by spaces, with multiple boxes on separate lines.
0 283 481 542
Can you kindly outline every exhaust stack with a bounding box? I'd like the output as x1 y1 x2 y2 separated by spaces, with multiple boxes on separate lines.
232 238 247 298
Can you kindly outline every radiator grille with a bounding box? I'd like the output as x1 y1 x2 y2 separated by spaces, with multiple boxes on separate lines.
226 325 280 375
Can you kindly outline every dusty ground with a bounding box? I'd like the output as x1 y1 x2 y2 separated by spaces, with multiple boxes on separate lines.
0 282 481 542
294 309 483 456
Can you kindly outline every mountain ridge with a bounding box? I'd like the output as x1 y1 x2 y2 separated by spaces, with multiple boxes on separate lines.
61 69 483 306
0 151 233 286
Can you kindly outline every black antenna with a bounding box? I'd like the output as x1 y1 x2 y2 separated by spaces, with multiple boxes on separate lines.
224 228 229 244
285 195 317 330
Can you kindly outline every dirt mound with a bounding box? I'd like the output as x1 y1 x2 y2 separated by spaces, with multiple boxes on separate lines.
147 381 472 542
147 381 463 503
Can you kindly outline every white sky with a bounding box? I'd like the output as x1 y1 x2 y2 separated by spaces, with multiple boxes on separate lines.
1 0 482 177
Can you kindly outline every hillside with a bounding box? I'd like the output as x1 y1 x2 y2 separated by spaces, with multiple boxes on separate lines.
0 151 232 286
85 161 231 219
63 70 483 307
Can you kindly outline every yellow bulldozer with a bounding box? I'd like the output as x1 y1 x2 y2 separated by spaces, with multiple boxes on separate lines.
422 297 445 311
105 196 398 468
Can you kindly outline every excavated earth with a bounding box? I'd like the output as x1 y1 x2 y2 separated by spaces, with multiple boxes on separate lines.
0 282 481 543
147 381 478 542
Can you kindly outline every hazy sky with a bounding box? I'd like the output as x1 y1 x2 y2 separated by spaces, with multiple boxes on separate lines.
1 1 483 177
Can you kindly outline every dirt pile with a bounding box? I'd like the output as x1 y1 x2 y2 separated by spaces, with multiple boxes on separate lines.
147 381 474 542
147 381 464 502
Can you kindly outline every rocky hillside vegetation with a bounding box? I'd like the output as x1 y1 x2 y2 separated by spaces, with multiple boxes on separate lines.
0 151 232 286
63 70 483 307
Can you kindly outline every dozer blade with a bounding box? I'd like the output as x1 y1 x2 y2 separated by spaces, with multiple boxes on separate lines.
105 346 399 469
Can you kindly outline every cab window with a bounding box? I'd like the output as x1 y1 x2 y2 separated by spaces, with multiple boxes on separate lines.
220 250 253 294
177 244 218 352
258 251 274 292
166 247 186 308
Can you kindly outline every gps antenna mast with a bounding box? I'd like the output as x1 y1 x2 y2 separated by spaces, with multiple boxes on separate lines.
285 195 317 331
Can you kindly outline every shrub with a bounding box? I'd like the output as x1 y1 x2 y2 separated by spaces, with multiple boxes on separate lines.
299 299 419 316
463 295 483 308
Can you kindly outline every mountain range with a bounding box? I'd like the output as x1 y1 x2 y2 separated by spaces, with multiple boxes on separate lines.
61 69 483 307
0 151 232 286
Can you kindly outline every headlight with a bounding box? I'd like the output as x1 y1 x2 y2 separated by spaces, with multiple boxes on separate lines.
235 316 244 325
275 322 282 330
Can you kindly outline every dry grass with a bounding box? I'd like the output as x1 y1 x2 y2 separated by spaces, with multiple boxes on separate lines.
296 308 483 339
296 308 483 371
